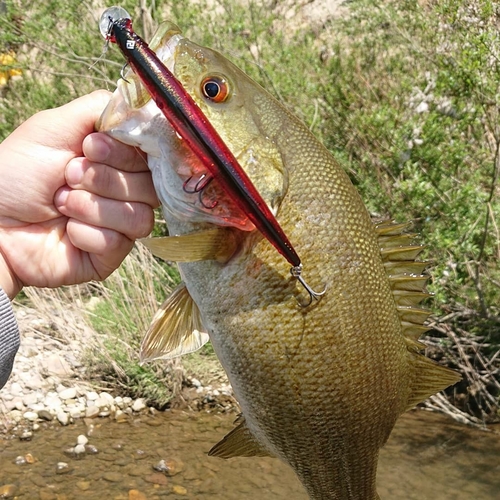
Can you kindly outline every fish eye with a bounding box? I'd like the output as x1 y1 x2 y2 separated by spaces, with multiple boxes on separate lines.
201 75 230 103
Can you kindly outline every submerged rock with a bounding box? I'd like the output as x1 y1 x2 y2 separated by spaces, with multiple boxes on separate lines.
0 484 18 498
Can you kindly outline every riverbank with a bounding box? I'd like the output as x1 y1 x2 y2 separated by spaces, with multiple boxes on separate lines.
0 300 236 435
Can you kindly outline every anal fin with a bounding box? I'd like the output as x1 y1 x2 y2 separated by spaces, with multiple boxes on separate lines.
208 415 272 459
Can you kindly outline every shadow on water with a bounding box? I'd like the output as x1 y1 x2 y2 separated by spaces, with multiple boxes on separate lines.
0 409 499 499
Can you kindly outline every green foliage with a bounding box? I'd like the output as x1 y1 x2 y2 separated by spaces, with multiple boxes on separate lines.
316 1 500 324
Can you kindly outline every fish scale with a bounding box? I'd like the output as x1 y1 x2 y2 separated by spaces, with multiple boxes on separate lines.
98 19 460 500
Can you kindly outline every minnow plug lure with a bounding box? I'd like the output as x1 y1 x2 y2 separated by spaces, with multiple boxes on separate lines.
99 6 325 306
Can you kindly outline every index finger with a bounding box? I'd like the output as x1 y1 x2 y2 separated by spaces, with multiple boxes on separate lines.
83 132 149 172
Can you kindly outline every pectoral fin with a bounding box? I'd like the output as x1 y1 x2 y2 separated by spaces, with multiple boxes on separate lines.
140 283 209 362
139 228 238 263
208 415 272 459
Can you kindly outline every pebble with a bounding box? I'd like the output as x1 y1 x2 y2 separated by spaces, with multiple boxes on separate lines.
132 399 146 412
77 434 88 445
153 458 184 476
19 429 33 441
0 484 17 498
128 490 147 500
102 472 122 482
37 410 53 421
86 391 98 401
23 411 39 422
84 444 99 454
74 444 86 455
59 387 77 400
56 411 69 426
144 472 168 486
55 462 71 474
172 485 188 495
76 481 91 491
85 406 100 418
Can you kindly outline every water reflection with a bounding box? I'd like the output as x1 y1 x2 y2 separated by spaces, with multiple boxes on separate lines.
0 410 498 499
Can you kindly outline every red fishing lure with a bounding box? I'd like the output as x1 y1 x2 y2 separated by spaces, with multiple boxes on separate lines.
100 7 324 305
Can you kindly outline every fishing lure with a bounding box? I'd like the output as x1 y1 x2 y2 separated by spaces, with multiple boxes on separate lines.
99 6 325 306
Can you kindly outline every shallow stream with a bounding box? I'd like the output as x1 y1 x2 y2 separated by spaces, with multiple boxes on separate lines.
0 410 499 499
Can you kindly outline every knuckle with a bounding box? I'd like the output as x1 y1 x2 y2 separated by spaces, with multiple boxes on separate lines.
127 204 154 239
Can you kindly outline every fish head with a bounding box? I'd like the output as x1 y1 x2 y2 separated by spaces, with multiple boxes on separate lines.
98 22 287 232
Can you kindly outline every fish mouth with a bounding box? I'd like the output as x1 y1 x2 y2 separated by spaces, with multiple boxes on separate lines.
96 26 184 136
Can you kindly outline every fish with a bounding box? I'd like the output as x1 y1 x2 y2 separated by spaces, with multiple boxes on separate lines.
97 19 460 500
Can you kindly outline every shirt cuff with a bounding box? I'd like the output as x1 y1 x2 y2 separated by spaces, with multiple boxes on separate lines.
0 287 20 389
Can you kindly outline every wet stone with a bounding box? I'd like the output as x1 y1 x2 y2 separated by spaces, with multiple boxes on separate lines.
128 490 147 500
37 410 53 421
30 476 47 488
84 444 99 454
153 458 184 476
126 464 150 477
97 452 117 462
76 481 90 491
145 418 162 427
172 485 187 495
38 489 57 500
76 434 88 446
18 429 33 441
74 444 86 455
134 449 148 460
0 484 17 498
144 473 169 486
102 472 122 482
55 462 72 475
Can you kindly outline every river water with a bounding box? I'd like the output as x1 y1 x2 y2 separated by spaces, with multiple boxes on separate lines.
0 409 499 499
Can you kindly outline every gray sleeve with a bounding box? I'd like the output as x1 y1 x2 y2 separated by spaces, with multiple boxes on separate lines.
0 287 20 390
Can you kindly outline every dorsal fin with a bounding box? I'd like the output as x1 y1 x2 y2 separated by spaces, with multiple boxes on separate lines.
376 220 461 404
376 220 431 340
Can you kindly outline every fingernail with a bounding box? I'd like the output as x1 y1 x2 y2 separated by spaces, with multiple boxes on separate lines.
66 159 84 186
85 133 111 162
54 187 70 207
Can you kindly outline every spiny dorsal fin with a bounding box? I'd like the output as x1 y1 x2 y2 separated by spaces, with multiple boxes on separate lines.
376 220 461 404
405 353 461 411
376 220 431 338
208 415 272 459
140 283 209 362
139 228 238 263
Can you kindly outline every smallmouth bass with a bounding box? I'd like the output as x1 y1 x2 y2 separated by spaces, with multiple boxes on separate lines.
98 20 460 500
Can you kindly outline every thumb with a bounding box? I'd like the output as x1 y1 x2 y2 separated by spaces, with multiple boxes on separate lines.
21 90 113 155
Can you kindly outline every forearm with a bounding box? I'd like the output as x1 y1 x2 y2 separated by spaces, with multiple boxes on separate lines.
0 287 20 390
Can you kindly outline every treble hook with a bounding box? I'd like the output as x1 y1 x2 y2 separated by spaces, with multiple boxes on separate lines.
290 265 327 308
182 174 218 209
120 62 131 83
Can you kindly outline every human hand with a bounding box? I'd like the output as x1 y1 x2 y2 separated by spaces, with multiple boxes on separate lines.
0 90 159 299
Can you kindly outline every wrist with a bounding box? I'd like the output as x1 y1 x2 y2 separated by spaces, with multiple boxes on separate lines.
0 250 22 299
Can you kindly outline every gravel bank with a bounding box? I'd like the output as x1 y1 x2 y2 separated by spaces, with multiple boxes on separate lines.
0 301 234 435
